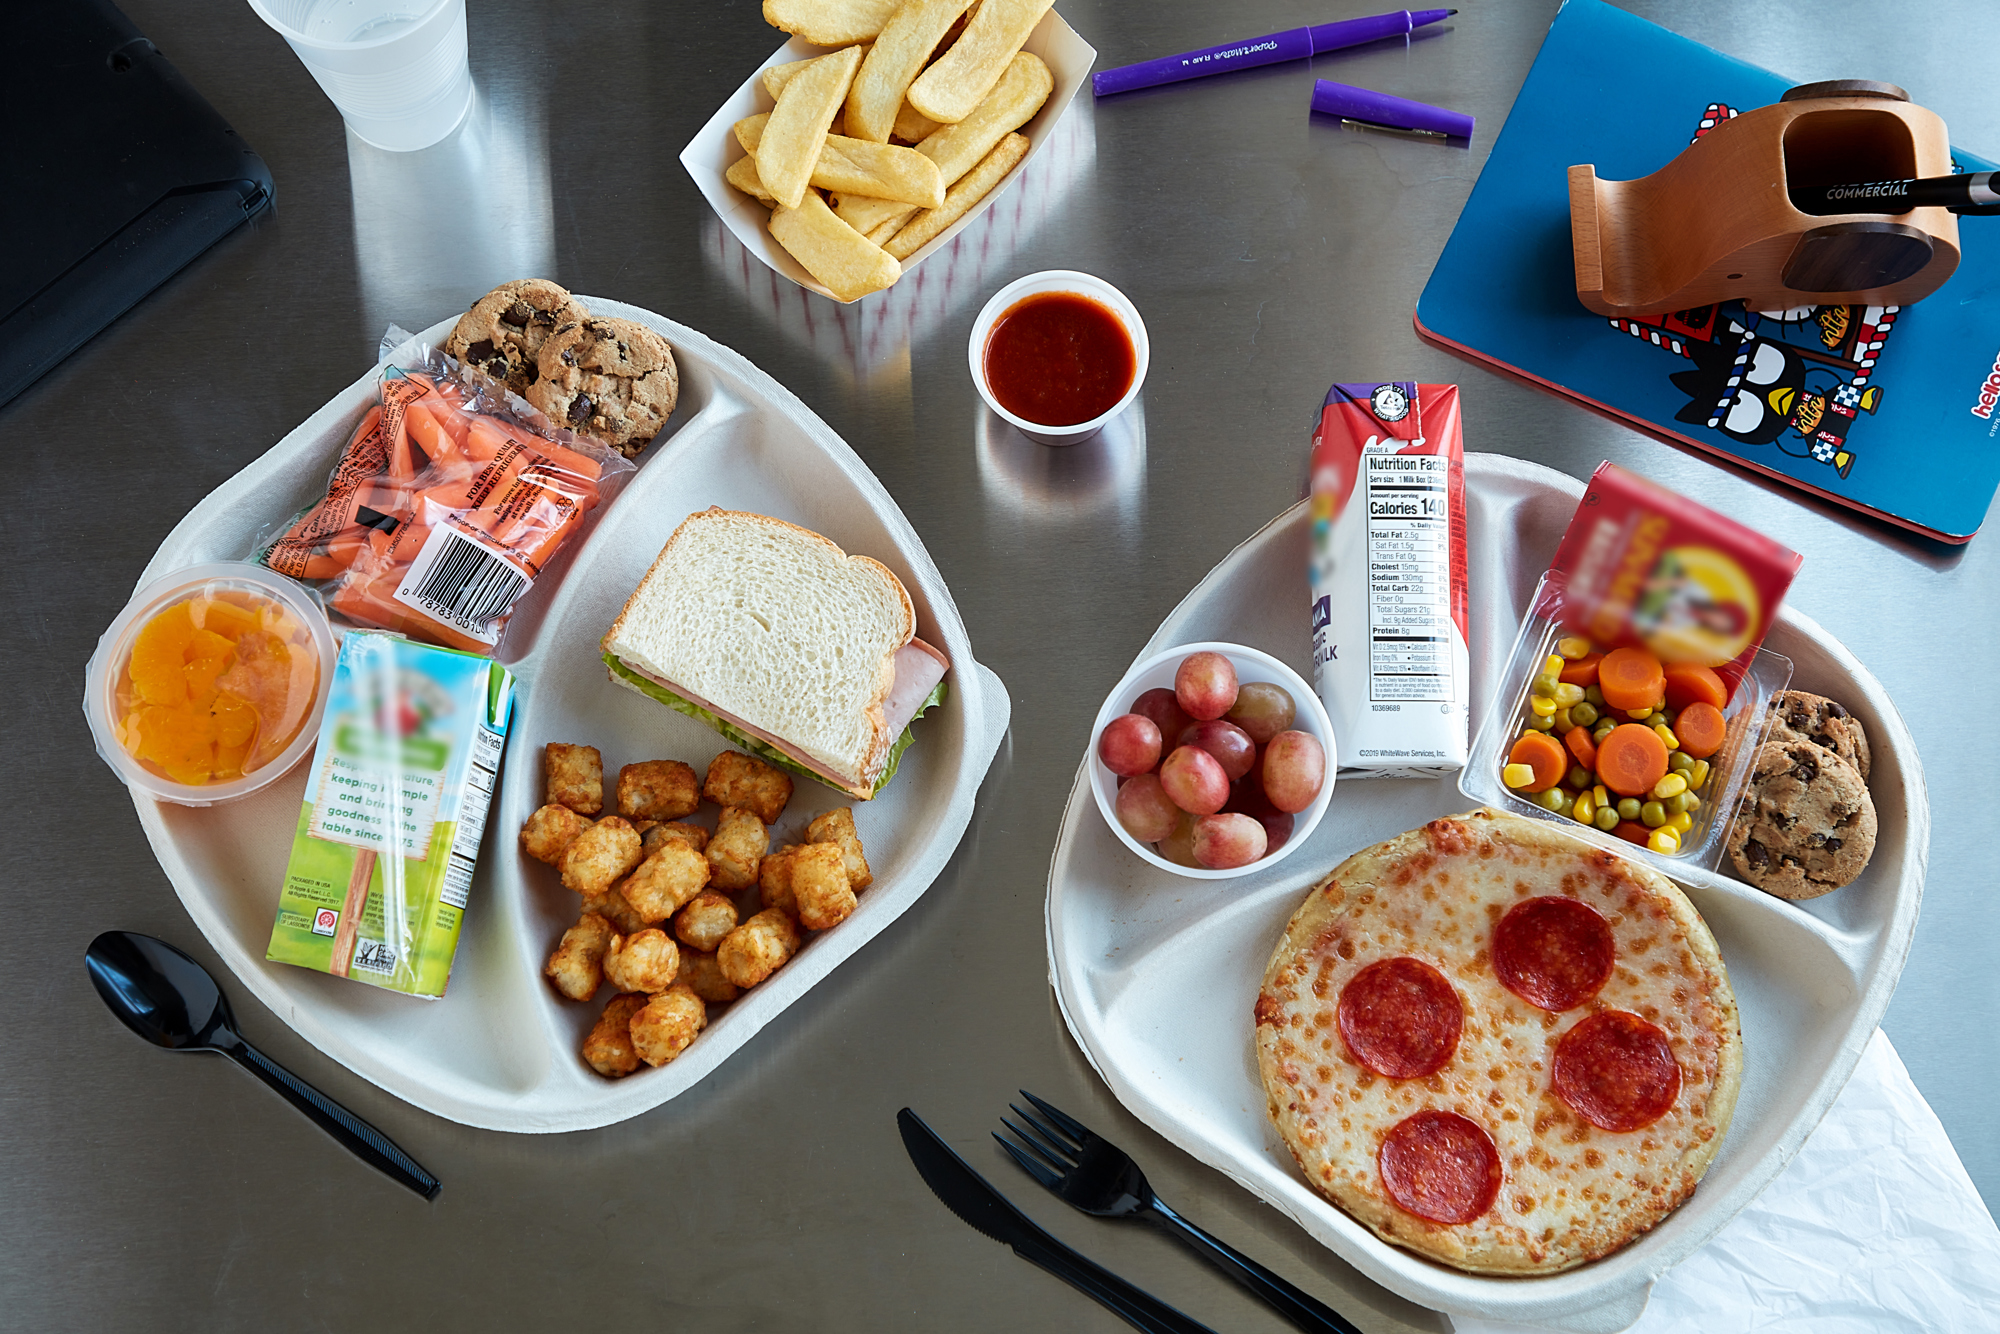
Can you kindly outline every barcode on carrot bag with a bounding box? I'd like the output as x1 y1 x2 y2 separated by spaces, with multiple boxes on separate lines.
393 525 529 645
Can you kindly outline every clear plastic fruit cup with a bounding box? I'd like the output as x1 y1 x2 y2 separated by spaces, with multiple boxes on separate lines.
84 562 337 807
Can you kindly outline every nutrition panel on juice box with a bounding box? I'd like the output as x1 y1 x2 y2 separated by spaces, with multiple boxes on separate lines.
1362 447 1457 702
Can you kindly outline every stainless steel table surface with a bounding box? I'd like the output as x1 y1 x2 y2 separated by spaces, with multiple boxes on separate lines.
6 1 1994 1329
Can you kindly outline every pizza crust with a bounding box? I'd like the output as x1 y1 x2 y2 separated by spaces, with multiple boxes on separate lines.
1254 808 1743 1274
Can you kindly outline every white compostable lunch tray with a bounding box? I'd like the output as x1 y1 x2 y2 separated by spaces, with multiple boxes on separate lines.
126 298 1011 1132
1046 454 1926 1333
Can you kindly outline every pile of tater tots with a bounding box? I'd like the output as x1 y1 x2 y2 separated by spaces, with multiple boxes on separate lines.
520 742 872 1077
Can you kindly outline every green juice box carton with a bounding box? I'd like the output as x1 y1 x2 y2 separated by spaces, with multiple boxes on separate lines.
266 630 514 998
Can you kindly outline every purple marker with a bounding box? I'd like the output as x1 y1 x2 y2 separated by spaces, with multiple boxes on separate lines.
1092 9 1457 99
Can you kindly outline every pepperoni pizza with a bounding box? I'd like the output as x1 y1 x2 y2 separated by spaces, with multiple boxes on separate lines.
1254 808 1742 1273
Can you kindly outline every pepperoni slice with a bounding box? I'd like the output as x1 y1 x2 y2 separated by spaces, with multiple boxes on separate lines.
1551 1010 1683 1132
1337 957 1462 1079
1492 896 1616 1012
1378 1110 1502 1224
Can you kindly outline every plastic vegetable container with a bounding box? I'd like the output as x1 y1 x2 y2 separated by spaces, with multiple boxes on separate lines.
1459 573 1790 874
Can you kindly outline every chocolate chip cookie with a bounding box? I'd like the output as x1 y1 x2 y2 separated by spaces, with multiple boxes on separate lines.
528 317 679 458
445 279 589 396
1727 739 1876 899
1767 690 1871 780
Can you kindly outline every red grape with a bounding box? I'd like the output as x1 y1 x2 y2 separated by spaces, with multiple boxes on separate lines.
1256 810 1295 853
1159 744 1229 815
1097 713 1162 776
1193 813 1268 869
1226 681 1297 744
1176 719 1256 782
1174 652 1238 721
1262 730 1326 813
1113 773 1180 843
1129 687 1193 745
1156 812 1200 867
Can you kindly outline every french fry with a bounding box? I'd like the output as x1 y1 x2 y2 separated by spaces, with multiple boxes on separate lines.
762 56 819 101
885 131 1028 258
891 100 943 144
757 44 864 210
864 214 906 246
726 154 777 206
915 51 1050 184
737 115 943 208
846 0 974 143
769 191 903 301
906 0 1052 124
763 0 901 46
834 193 919 240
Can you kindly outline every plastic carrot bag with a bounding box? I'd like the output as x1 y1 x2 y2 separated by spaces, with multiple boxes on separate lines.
258 335 636 653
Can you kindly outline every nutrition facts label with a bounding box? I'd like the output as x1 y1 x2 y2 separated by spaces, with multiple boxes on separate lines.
1364 450 1454 701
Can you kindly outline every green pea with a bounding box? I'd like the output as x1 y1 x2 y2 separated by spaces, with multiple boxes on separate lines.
1664 792 1689 815
1593 806 1621 832
1535 788 1567 812
1668 750 1693 773
1640 800 1667 827
1593 722 1617 744
1570 702 1599 727
1533 672 1560 697
1568 765 1593 789
1585 684 1606 706
1529 712 1555 731
1617 798 1642 821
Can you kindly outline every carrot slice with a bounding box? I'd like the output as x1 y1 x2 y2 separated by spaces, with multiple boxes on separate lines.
1675 701 1728 759
1596 723 1669 796
1663 662 1728 711
1599 646 1666 712
1613 820 1650 845
1558 652 1603 688
1508 732 1569 792
1565 725 1598 772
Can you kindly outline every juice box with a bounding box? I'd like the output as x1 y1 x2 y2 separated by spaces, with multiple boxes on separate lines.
1547 462 1802 700
265 630 514 998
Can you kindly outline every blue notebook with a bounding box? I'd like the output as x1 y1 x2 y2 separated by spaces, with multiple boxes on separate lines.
1415 0 2000 542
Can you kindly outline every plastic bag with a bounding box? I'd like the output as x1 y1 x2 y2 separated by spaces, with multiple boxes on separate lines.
256 331 635 653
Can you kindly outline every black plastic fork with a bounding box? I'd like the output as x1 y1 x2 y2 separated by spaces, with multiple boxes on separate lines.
998 1092 1364 1334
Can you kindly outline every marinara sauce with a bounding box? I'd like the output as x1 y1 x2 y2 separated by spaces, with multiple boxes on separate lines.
982 291 1135 427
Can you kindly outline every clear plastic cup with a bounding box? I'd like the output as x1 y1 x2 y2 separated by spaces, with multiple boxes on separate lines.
247 0 474 152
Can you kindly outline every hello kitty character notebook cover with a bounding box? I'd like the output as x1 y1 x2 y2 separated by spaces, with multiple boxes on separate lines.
1414 0 2000 542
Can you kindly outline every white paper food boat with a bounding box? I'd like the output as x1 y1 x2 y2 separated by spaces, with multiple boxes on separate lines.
1046 453 1926 1333
128 298 1011 1132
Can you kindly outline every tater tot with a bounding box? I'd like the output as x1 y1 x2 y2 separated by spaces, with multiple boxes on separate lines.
674 890 739 953
807 806 873 891
621 838 711 922
703 751 794 825
642 820 711 858
520 803 593 865
618 760 700 822
758 845 800 916
559 816 643 895
707 806 769 890
631 984 708 1067
581 882 650 936
678 949 742 1003
544 912 615 1002
718 908 801 988
791 841 856 931
582 993 646 1078
545 743 603 814
603 928 681 994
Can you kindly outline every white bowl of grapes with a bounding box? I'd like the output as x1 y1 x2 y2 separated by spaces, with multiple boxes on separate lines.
1089 642 1336 879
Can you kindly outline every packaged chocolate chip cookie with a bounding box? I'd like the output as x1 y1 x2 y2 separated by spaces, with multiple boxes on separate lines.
257 333 635 655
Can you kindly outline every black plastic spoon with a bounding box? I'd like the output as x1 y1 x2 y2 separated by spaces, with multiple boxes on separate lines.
84 930 441 1200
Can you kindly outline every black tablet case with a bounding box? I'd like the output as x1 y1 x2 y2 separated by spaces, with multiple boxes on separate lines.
0 0 274 407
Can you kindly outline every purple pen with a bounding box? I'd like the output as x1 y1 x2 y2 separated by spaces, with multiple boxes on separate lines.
1092 8 1457 98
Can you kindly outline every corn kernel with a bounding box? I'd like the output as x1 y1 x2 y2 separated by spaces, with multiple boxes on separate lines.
1652 773 1688 800
1553 683 1586 707
1648 827 1681 855
1689 759 1711 790
1503 762 1535 789
1572 793 1595 824
1558 637 1592 660
1652 723 1680 750
1543 654 1566 677
1626 707 1654 721
1529 695 1557 717
1593 785 1610 809
1669 811 1693 834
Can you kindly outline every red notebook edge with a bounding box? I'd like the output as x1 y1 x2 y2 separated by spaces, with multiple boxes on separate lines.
1412 310 1977 545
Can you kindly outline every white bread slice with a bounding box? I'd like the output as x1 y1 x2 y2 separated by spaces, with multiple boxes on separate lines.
602 509 916 791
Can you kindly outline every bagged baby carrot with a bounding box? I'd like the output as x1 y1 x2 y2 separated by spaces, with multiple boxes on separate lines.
258 335 636 653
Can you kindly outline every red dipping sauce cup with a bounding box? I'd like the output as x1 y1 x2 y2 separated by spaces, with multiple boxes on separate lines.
969 271 1149 445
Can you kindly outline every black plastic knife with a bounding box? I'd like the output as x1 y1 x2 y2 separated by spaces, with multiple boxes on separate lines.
898 1108 1220 1334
